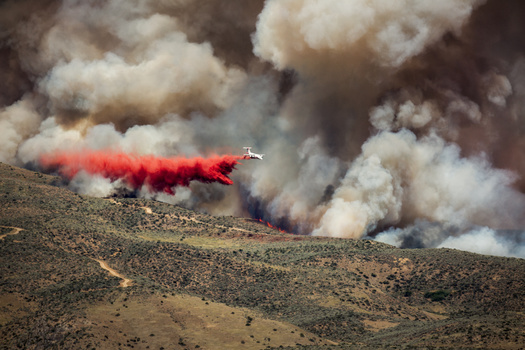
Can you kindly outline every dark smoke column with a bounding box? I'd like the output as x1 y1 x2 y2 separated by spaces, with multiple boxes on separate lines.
40 150 243 195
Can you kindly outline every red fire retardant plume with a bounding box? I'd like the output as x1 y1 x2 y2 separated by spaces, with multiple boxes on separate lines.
40 150 243 195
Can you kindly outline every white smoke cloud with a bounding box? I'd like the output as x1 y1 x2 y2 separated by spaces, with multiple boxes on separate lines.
370 100 438 131
17 117 83 165
261 136 342 231
314 130 522 238
1 0 524 258
483 72 513 108
69 171 119 198
438 227 525 258
253 0 486 74
38 11 247 128
376 225 525 258
0 98 42 166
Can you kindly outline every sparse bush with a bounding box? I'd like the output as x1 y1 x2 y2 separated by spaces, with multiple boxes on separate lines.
424 289 450 302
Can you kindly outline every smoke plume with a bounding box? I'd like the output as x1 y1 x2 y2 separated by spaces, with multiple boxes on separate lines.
1 0 524 257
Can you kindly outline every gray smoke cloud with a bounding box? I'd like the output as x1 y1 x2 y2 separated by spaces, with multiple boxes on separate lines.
1 0 524 258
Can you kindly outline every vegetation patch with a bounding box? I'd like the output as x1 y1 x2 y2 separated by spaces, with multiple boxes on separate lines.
424 290 451 302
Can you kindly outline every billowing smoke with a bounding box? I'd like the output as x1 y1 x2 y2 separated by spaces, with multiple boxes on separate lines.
1 0 524 258
40 150 242 195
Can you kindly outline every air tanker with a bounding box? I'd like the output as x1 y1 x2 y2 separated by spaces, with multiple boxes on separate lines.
243 147 264 160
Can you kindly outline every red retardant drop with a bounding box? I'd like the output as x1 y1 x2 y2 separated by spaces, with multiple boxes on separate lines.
40 150 243 195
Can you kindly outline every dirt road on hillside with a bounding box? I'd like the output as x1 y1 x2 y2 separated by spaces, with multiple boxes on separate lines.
94 259 132 288
0 226 23 240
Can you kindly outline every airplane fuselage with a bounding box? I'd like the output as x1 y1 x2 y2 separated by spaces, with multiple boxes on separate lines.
243 147 264 160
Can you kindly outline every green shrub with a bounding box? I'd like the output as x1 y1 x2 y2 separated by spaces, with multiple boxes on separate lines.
424 289 450 302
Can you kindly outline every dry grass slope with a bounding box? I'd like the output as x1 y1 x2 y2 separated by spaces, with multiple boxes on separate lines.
0 162 524 349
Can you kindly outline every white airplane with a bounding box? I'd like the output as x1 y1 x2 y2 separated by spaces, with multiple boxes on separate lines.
243 147 264 160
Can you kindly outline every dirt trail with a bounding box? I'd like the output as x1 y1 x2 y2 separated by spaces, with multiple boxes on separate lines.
141 206 153 214
0 226 23 240
94 259 132 288
178 216 252 234
108 196 255 235
106 196 252 233
106 198 153 215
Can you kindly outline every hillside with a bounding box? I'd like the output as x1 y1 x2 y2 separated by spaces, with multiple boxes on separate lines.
0 162 524 350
